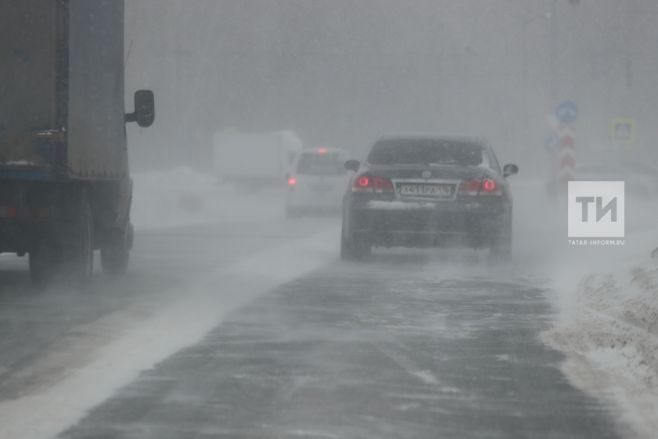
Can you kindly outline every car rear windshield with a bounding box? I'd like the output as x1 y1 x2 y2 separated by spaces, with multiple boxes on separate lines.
296 152 346 175
367 138 485 167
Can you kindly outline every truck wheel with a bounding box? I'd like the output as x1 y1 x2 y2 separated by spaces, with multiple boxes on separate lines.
63 199 94 282
29 243 58 285
101 226 131 276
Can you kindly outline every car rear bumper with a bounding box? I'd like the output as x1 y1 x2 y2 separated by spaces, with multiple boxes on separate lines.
287 198 342 211
346 199 509 248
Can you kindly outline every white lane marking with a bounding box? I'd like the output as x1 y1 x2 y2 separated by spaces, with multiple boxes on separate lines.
411 370 440 385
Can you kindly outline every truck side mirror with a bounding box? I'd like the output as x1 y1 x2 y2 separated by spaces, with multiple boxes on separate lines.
125 90 155 127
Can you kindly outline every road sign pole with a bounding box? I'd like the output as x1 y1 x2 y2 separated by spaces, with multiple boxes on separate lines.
558 124 575 185
552 101 578 191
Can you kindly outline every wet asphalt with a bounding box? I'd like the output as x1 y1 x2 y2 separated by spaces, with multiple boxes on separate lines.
56 253 622 439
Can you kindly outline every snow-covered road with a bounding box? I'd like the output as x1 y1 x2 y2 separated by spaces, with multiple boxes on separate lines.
0 169 655 439
56 255 623 439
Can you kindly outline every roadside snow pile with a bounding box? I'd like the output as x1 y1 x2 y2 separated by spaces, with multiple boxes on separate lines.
131 167 285 230
543 257 658 438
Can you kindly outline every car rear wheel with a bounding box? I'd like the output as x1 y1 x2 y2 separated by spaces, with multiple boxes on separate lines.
340 224 371 260
490 220 512 259
340 229 353 260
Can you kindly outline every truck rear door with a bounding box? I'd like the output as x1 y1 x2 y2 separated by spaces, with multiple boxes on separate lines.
67 0 127 179
0 1 60 173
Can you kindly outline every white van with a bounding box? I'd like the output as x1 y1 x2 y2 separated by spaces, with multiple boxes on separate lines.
213 129 303 190
285 148 351 218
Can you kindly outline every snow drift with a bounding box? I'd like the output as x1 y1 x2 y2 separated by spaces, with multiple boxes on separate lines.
543 253 658 438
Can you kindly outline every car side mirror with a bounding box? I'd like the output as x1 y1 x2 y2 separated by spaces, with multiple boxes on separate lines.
125 90 155 127
503 163 519 178
344 159 360 172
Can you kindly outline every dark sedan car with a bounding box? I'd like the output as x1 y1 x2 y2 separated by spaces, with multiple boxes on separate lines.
341 134 518 259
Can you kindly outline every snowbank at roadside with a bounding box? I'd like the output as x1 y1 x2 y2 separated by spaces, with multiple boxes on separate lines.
507 175 658 437
131 167 285 230
543 248 658 438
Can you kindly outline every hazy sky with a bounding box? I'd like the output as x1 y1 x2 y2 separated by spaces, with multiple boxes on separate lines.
125 0 658 170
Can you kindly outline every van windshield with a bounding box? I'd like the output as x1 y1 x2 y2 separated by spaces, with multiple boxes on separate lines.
296 152 346 175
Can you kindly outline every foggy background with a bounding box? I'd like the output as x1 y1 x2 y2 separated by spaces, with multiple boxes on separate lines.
124 0 658 172
3 3 658 436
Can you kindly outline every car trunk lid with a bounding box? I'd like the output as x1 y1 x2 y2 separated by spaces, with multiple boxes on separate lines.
364 164 488 201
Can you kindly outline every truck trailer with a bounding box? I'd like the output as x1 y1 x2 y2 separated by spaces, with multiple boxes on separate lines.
0 0 154 282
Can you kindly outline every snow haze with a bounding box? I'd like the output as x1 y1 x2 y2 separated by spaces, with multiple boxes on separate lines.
125 0 658 173
1 2 657 439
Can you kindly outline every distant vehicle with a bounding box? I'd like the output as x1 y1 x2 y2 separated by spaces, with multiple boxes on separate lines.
212 129 303 191
0 1 155 283
340 134 518 259
285 147 351 218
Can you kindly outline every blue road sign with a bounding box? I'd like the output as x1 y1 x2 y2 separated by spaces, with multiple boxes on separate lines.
555 101 578 125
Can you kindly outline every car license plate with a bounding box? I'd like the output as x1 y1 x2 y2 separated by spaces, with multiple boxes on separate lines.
398 183 454 198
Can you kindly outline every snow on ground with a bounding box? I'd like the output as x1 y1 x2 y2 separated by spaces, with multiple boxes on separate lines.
131 167 286 229
124 171 658 437
511 174 658 439
542 249 658 439
3 168 655 437
0 224 339 439
0 167 337 439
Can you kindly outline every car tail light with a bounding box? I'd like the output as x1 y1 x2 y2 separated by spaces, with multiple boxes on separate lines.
459 178 502 196
317 147 328 154
287 176 297 186
459 179 481 196
355 176 370 189
352 175 394 194
482 178 497 193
